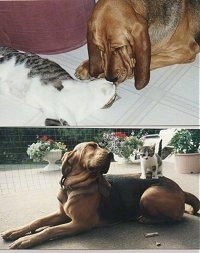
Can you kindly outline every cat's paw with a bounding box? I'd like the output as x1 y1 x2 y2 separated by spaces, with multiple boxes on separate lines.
45 118 69 126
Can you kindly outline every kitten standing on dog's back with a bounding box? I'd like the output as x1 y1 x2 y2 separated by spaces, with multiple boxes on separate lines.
139 143 163 179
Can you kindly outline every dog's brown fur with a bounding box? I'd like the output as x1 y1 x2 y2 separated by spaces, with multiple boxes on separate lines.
1 142 200 248
75 0 200 89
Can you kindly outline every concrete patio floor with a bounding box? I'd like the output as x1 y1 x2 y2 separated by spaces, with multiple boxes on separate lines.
0 155 199 251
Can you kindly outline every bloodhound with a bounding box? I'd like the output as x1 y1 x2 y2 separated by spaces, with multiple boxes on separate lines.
1 142 200 249
75 0 200 89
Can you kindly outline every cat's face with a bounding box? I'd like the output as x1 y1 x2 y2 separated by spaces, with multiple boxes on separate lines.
139 144 155 160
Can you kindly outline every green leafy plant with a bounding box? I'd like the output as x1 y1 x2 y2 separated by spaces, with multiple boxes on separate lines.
170 129 199 154
122 136 143 159
98 131 142 159
27 135 67 162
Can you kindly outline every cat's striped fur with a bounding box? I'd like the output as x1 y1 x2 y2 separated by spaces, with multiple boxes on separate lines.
0 47 117 126
0 46 73 91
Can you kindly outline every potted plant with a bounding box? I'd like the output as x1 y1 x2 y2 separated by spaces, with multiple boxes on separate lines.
98 131 142 163
27 135 67 170
123 136 143 163
170 129 200 173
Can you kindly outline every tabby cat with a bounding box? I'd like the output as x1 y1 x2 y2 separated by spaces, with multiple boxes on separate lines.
0 47 117 126
139 144 163 179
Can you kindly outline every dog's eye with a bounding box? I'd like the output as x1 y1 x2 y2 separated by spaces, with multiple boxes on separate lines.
112 47 121 54
114 47 121 51
113 46 126 54
98 46 104 52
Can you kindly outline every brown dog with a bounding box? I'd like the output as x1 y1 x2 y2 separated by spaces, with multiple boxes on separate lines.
1 142 200 249
75 0 200 89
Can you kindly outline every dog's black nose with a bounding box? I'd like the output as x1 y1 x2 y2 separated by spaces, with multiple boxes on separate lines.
105 76 118 83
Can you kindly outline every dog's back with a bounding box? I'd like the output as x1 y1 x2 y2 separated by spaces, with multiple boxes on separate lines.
143 0 200 45
98 174 161 223
98 174 199 224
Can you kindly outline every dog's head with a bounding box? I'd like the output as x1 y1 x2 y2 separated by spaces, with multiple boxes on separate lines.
87 0 151 89
60 142 112 187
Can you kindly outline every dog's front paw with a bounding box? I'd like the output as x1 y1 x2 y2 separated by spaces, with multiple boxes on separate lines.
75 60 90 80
9 235 33 249
1 228 27 241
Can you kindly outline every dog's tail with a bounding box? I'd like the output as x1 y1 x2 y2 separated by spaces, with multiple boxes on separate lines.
184 191 200 215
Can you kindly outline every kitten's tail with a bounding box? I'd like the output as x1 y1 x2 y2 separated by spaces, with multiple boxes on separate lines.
158 139 162 157
184 191 200 215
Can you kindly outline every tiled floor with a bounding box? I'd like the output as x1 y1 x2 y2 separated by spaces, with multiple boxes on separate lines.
0 45 199 127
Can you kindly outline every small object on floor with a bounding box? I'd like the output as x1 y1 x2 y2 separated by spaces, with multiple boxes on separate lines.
156 241 162 246
144 232 159 238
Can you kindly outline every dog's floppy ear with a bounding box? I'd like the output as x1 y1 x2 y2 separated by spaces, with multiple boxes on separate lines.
130 12 151 90
87 21 103 77
61 151 76 177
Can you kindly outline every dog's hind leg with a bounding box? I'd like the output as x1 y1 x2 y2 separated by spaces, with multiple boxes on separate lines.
139 186 185 224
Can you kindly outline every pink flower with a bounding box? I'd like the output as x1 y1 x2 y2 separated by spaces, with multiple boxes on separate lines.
114 132 127 139
40 135 49 141
39 136 53 143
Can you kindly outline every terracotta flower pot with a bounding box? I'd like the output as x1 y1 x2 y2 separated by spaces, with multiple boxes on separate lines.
174 153 200 174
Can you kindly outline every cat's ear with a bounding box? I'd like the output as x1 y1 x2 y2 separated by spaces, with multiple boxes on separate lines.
151 143 156 150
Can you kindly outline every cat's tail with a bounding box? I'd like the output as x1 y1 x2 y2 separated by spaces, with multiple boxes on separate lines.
184 191 200 215
158 139 162 157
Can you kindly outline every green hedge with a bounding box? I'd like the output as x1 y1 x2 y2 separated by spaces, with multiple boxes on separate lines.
0 128 161 164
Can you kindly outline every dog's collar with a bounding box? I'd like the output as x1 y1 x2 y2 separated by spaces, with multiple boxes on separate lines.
60 175 98 192
63 185 73 191
61 181 99 197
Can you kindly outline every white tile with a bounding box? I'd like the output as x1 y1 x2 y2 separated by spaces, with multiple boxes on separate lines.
138 103 199 126
0 95 43 126
80 88 141 126
169 66 199 104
